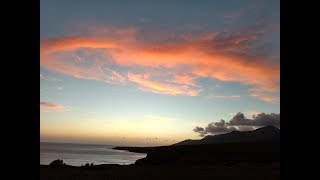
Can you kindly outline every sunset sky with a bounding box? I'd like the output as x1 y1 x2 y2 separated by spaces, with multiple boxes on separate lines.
40 0 279 146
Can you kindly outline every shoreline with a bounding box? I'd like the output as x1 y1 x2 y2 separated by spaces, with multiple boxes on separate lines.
41 140 280 179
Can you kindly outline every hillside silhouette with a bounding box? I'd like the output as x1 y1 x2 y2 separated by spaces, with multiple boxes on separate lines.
41 126 280 180
173 125 280 146
114 126 280 166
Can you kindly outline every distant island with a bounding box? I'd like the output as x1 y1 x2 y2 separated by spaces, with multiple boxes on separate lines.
40 126 280 180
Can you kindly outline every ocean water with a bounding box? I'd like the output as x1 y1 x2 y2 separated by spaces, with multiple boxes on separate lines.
40 142 147 166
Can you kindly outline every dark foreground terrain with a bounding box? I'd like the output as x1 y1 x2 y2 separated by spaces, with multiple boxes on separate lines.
41 126 280 179
41 162 279 180
40 141 280 180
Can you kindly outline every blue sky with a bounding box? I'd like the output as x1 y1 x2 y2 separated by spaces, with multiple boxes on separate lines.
40 0 279 146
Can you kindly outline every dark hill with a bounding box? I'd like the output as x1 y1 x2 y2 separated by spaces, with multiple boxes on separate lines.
172 125 280 146
41 126 280 180
113 126 280 167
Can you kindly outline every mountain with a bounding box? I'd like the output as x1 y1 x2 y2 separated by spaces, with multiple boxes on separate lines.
113 125 280 173
172 125 280 146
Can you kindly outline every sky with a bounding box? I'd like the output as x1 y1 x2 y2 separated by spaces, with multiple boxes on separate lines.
40 0 280 146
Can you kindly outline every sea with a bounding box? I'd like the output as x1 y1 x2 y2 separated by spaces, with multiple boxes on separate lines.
40 142 147 166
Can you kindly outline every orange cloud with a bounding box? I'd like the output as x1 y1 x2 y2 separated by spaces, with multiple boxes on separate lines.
40 26 279 101
41 46 126 85
262 97 277 102
249 93 279 102
256 96 277 102
247 111 261 116
170 74 197 86
128 73 201 96
40 102 64 109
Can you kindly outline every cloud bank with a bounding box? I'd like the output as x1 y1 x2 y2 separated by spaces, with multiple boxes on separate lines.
40 26 279 101
193 112 280 136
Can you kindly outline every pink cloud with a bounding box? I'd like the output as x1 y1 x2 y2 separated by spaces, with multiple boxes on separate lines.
249 93 278 102
170 74 197 86
247 111 261 116
40 102 64 109
40 26 279 101
128 73 201 96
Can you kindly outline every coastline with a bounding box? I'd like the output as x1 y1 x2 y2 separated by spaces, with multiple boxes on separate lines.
41 141 280 180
